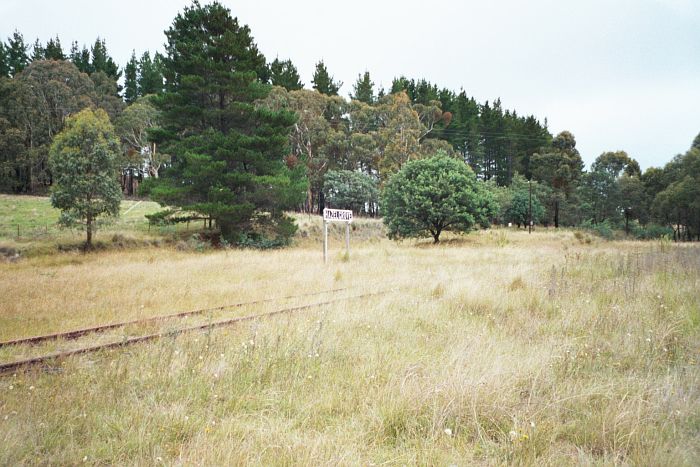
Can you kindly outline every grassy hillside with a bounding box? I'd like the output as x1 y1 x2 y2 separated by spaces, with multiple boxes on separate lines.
0 228 698 464
0 195 385 256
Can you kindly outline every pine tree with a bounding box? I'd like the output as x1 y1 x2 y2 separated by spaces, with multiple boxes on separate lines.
31 38 44 61
137 51 164 95
351 71 374 103
44 36 65 61
391 76 411 95
312 60 341 95
7 31 29 76
123 50 139 103
90 38 120 81
269 57 303 91
146 1 305 241
70 41 91 73
0 41 9 77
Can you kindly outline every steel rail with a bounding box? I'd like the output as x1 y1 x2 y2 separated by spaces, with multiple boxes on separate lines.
0 287 350 348
0 290 391 374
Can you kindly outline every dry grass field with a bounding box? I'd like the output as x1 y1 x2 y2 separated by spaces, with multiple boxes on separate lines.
0 210 699 465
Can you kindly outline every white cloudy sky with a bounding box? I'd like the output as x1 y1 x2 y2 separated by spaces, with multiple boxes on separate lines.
2 0 699 169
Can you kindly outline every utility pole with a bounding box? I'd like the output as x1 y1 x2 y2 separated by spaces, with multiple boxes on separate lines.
528 179 532 234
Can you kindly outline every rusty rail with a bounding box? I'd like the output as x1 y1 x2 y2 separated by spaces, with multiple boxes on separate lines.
0 287 349 348
0 290 391 374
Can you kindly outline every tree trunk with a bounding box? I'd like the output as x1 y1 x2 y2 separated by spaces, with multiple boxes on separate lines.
554 199 560 228
318 191 325 214
86 214 93 248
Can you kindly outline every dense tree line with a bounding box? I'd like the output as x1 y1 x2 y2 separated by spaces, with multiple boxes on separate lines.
1 1 698 242
0 31 125 193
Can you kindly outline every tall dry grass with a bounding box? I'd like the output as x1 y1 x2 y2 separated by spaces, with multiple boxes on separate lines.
0 225 698 465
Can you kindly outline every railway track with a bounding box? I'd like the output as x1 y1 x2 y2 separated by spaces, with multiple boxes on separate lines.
0 287 349 348
0 287 395 375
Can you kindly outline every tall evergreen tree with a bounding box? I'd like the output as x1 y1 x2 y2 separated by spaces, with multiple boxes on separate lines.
123 50 139 104
391 76 411 95
692 132 700 151
7 31 29 76
137 51 164 95
69 41 92 73
146 1 305 240
31 38 44 61
351 71 374 103
0 41 9 77
269 57 303 91
90 38 120 82
312 60 341 96
44 36 65 61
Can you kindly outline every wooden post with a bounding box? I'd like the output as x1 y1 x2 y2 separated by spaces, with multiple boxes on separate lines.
323 221 328 264
345 221 350 257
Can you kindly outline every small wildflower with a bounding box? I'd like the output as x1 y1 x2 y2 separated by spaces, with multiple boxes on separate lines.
29 386 34 391
8 385 13 390
530 421 535 428
444 428 453 436
156 457 163 462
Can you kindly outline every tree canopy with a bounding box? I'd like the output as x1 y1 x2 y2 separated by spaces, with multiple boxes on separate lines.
0 9 697 243
143 0 305 241
49 108 122 247
312 60 341 96
381 152 497 243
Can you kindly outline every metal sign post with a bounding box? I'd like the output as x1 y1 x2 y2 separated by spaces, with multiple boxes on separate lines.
322 208 353 263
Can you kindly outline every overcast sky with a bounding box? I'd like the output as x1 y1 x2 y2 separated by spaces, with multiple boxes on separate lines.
2 0 699 169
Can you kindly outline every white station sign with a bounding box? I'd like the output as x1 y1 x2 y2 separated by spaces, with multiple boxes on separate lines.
323 208 353 223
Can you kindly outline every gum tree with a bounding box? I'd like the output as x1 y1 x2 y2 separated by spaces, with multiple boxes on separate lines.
49 108 122 247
